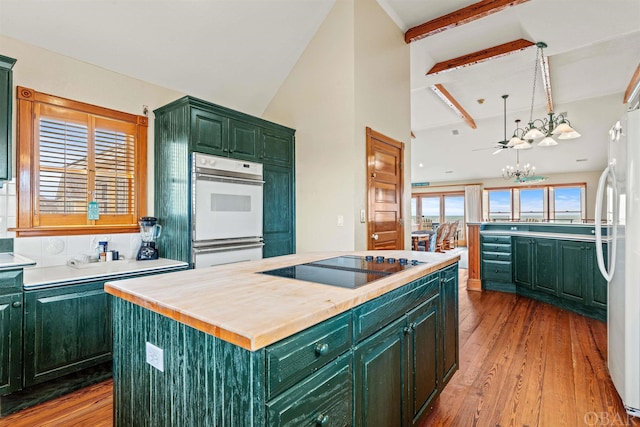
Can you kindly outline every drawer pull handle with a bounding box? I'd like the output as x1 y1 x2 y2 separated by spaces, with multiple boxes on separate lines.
403 326 412 335
315 343 329 356
12 301 22 308
314 414 329 426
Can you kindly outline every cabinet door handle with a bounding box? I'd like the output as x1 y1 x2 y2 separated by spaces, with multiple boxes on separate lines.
371 234 379 240
314 414 329 426
410 322 417 330
12 301 22 308
403 326 412 335
315 343 329 356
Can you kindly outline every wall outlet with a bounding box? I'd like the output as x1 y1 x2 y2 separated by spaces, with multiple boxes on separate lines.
146 342 164 372
337 215 344 227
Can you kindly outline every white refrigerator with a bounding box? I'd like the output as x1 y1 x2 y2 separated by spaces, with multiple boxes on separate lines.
595 106 640 417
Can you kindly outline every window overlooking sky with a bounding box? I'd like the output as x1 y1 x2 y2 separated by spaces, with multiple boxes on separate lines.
520 188 544 221
421 197 440 222
553 187 583 222
488 190 512 221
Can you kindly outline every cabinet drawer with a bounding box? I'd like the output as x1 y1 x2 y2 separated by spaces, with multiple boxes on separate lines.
0 269 22 296
353 273 439 342
266 311 352 399
481 234 512 244
481 251 512 262
267 353 352 426
482 260 512 282
481 243 511 253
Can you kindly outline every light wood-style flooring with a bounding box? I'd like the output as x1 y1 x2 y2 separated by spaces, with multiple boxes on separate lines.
2 269 637 426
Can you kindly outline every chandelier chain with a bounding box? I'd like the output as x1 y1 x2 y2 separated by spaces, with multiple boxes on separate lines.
528 45 541 123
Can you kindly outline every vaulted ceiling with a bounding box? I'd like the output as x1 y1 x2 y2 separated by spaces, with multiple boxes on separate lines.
1 0 639 184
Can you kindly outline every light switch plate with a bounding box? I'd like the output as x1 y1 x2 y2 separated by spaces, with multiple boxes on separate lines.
146 342 164 372
360 209 366 223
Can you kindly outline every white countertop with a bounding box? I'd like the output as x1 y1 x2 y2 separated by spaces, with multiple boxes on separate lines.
23 257 189 289
0 252 37 270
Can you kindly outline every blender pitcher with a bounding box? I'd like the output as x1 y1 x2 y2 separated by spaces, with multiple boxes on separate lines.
137 217 162 260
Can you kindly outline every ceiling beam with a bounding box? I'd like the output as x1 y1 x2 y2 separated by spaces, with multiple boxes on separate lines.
624 61 640 104
427 39 534 75
405 0 530 44
540 54 553 113
430 84 477 129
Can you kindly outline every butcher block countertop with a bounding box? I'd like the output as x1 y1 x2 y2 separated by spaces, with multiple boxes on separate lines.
105 250 459 351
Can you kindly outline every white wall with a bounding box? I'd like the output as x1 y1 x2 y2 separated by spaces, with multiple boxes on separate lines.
263 0 410 252
0 35 185 265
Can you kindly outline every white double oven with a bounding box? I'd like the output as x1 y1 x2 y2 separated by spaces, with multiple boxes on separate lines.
191 152 264 268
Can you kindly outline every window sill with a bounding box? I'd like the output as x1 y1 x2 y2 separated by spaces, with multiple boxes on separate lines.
11 225 140 238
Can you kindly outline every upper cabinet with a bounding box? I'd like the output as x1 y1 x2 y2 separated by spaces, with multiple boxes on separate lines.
0 55 16 182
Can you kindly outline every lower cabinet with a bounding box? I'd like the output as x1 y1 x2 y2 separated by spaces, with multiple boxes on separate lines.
513 237 557 295
558 240 589 302
354 316 406 426
0 270 24 396
23 281 111 386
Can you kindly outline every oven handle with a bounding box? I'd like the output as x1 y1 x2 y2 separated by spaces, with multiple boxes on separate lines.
195 173 264 185
193 243 265 254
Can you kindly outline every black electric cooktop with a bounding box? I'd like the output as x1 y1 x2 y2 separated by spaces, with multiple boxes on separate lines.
260 255 423 289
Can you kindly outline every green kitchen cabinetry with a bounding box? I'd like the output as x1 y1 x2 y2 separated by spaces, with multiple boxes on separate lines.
513 237 557 295
23 281 112 387
263 164 295 258
0 270 23 396
481 226 606 321
440 264 458 388
112 264 459 426
558 240 589 302
154 96 296 263
480 234 513 292
0 55 16 182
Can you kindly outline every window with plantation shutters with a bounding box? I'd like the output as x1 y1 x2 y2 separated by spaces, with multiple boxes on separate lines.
16 86 147 237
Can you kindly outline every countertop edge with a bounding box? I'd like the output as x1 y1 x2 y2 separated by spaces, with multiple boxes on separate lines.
105 253 460 351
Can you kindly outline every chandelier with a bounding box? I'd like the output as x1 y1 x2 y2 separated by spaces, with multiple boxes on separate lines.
502 150 535 182
507 42 581 149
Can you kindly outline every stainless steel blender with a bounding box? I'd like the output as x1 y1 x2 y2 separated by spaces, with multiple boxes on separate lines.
137 217 162 260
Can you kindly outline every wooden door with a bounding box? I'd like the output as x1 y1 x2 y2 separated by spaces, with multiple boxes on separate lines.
366 127 404 250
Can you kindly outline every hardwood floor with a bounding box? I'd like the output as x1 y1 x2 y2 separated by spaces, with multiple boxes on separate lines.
2 269 637 426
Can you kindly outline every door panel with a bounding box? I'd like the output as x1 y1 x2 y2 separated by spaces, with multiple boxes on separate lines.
367 127 404 250
354 317 405 427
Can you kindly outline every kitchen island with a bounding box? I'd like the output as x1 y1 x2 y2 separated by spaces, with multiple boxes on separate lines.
105 250 460 426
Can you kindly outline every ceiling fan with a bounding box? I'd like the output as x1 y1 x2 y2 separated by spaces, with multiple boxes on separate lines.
472 94 513 155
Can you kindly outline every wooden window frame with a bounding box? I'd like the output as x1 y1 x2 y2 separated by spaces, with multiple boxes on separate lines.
14 86 148 237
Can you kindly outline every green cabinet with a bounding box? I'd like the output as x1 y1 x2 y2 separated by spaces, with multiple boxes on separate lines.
23 281 112 386
407 295 440 426
0 270 23 396
480 234 513 291
354 316 405 426
513 237 533 288
267 353 352 426
558 240 588 302
353 269 454 427
0 55 16 181
154 96 296 263
439 264 458 388
191 107 228 156
513 237 557 295
263 164 295 258
589 243 608 309
532 239 557 295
